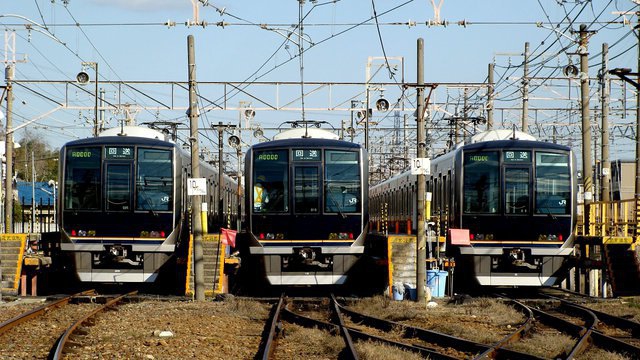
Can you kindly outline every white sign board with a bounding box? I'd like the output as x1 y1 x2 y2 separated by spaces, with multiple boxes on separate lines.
411 158 431 175
187 178 207 196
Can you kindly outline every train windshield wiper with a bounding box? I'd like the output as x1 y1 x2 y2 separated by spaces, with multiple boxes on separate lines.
326 186 347 219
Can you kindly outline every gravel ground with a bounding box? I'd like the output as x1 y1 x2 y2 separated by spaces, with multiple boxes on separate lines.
1 294 639 359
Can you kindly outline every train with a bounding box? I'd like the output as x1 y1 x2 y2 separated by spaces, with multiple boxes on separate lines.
242 123 369 286
370 129 577 287
53 125 238 285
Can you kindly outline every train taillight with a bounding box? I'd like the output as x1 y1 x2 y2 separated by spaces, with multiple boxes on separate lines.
71 229 76 236
259 233 265 240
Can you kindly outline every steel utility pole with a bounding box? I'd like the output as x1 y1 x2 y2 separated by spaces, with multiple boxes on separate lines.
600 43 610 202
4 64 14 233
187 35 205 301
522 42 530 133
416 38 426 303
212 122 237 228
579 24 593 228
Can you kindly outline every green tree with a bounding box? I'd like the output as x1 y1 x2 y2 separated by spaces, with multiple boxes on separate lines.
13 129 59 183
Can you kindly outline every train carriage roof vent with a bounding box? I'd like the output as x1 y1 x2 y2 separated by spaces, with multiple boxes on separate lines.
274 127 339 140
99 126 169 141
469 129 536 144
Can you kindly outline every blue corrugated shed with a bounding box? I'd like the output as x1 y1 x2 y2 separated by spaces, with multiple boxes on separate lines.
16 181 55 205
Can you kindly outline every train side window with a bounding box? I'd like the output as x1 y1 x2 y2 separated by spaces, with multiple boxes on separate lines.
463 151 499 214
136 149 173 212
64 147 101 210
535 152 570 215
505 168 530 214
294 166 319 213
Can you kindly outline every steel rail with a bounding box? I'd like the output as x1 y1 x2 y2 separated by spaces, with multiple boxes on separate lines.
329 294 358 360
51 291 137 360
473 299 536 360
544 294 640 357
530 304 597 359
281 306 459 360
256 293 286 360
336 301 543 360
0 290 96 336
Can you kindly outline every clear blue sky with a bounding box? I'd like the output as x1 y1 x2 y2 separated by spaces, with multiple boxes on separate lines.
2 0 638 161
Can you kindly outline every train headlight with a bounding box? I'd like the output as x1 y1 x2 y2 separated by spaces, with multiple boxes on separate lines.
78 230 87 237
266 233 275 240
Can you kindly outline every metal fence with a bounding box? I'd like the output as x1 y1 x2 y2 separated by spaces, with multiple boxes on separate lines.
13 197 58 234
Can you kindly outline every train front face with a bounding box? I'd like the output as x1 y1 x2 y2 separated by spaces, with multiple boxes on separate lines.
59 137 181 283
457 141 576 286
246 140 368 285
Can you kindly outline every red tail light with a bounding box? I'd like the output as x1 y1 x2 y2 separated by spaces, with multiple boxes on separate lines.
160 231 165 238
348 233 354 239
259 233 265 240
71 229 76 236
469 233 475 240
558 234 563 242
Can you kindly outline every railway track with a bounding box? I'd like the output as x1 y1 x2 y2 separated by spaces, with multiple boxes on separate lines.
494 291 640 359
257 293 547 359
0 290 137 359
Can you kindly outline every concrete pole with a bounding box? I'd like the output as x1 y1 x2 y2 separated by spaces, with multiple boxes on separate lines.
579 24 593 229
93 63 99 137
217 123 224 227
4 65 14 233
487 62 494 130
522 42 530 133
636 17 640 216
416 38 427 303
601 43 610 202
187 35 205 301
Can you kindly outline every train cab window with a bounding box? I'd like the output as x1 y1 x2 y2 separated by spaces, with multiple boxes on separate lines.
535 152 570 215
106 164 131 211
295 166 319 213
324 150 360 213
64 147 101 210
136 149 173 212
253 149 289 213
505 168 530 214
463 152 499 214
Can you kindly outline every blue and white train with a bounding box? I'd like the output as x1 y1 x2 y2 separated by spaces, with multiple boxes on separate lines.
243 123 369 286
370 130 577 287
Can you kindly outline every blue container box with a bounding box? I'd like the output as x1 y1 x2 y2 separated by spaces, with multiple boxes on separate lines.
427 270 448 297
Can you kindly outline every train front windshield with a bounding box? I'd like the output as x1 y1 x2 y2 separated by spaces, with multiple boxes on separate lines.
252 149 361 214
463 150 571 216
64 146 173 212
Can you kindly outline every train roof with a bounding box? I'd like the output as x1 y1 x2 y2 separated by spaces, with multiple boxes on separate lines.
63 126 174 148
253 128 361 150
462 138 571 152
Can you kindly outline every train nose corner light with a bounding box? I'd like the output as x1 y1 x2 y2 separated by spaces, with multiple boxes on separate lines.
76 71 90 84
376 98 389 112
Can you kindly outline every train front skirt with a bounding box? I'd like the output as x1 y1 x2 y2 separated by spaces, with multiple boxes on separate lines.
249 244 364 285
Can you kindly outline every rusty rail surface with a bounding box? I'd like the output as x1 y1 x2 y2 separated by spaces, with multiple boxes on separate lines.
51 290 137 360
256 293 286 360
0 290 96 336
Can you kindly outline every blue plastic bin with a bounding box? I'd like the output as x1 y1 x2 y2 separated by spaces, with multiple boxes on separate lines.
427 270 448 297
392 284 404 300
404 283 417 301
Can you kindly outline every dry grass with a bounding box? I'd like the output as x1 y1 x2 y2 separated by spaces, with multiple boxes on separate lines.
587 297 640 322
355 340 425 360
224 296 271 321
348 295 525 344
275 324 344 359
